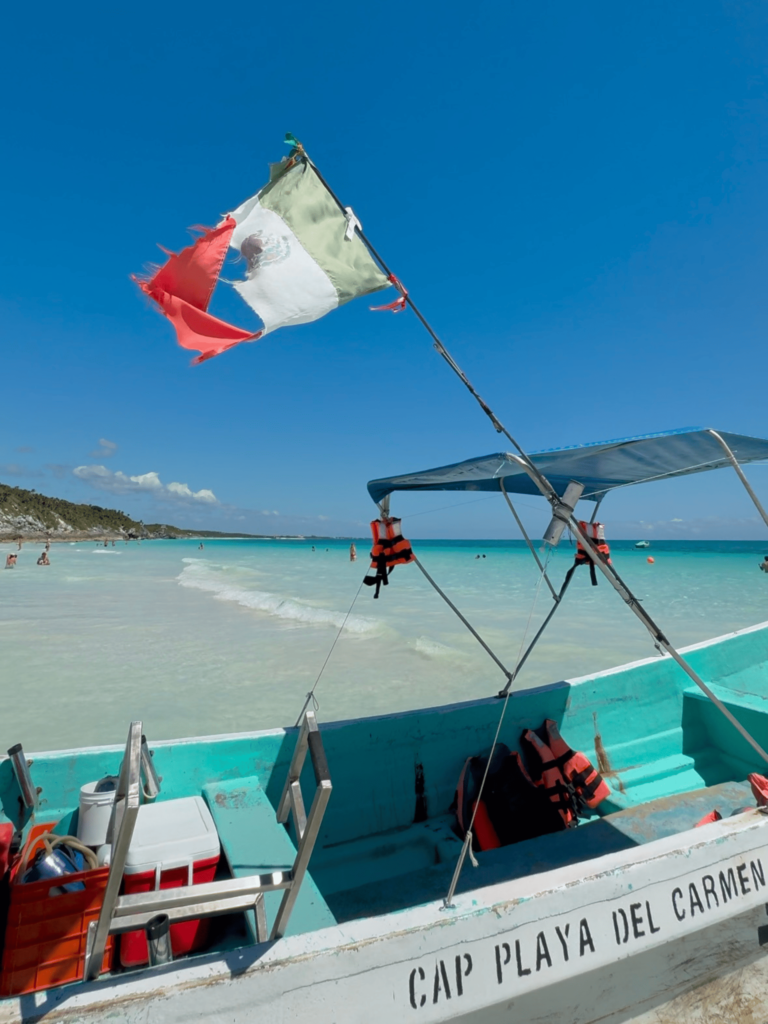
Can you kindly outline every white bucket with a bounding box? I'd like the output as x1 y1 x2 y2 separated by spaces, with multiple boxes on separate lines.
77 778 118 848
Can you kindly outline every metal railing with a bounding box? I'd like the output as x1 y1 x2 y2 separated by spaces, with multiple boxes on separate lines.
84 711 331 980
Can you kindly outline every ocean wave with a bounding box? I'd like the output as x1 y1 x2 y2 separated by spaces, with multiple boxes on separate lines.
412 636 458 658
177 563 378 634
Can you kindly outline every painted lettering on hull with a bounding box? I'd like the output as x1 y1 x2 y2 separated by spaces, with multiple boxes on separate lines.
404 854 767 1009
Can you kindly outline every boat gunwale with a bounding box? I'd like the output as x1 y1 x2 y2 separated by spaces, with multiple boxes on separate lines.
1 803 766 1022
5 619 768 763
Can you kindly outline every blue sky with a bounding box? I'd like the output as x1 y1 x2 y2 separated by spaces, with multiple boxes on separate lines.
2 1 767 539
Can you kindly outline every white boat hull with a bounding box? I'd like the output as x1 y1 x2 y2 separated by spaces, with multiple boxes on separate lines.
4 806 767 1023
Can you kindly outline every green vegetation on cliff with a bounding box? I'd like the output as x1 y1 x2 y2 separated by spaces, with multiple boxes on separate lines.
0 482 268 538
143 524 266 539
0 482 142 535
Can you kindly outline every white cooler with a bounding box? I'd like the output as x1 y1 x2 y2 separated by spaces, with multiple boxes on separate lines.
120 796 220 966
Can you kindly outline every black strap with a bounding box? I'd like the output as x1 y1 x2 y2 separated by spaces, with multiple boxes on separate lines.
570 766 605 802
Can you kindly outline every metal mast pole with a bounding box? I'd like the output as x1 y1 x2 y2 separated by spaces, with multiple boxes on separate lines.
296 139 768 765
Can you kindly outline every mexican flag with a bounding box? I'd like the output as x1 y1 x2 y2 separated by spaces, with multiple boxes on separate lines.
228 159 390 334
135 148 392 363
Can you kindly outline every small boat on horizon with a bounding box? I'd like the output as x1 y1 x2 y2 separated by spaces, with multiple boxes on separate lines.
634 540 651 548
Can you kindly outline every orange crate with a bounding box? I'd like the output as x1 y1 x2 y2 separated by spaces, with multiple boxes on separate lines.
0 823 114 996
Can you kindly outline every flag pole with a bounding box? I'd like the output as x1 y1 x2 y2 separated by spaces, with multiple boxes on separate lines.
293 139 768 764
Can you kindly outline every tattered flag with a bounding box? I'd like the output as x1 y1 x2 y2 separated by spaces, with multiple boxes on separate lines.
133 218 259 364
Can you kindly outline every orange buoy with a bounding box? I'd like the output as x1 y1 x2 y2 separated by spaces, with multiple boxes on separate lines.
647 556 655 564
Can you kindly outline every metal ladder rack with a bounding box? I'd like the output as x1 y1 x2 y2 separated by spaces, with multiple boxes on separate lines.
84 711 332 980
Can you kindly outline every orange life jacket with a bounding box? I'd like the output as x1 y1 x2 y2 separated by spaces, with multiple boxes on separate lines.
455 749 543 851
521 728 578 827
544 719 611 809
363 517 414 598
574 521 611 586
470 799 501 850
749 772 768 807
522 720 610 825
694 809 722 827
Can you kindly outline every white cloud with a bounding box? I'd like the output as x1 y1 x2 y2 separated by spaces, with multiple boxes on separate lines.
166 481 218 503
73 465 218 505
89 438 118 459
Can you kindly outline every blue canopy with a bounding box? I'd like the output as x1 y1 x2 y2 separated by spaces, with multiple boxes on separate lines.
367 427 768 505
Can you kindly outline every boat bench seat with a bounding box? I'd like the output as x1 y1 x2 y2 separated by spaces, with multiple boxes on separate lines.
599 753 707 812
202 777 337 941
325 780 753 924
684 682 768 714
683 684 768 778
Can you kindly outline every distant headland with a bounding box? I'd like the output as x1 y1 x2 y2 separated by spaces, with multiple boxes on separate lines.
0 481 285 542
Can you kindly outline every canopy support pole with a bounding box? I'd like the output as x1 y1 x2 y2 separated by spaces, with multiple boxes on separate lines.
706 429 768 532
589 496 605 524
296 142 768 768
500 454 768 766
499 478 558 601
413 557 513 688
497 566 577 697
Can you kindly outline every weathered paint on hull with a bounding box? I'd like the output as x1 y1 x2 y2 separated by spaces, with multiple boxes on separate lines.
3 809 767 1024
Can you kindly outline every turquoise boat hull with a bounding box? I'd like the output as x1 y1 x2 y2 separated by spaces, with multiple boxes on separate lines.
3 622 768 1022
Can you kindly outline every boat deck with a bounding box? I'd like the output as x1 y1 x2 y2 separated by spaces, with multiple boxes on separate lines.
2 621 767 981
320 779 753 923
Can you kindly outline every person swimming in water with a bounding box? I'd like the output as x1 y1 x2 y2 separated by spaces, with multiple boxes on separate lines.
759 555 768 573
37 551 50 566
350 543 357 562
5 553 17 568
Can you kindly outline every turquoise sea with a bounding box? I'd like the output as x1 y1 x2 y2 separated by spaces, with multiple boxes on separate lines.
2 537 767 752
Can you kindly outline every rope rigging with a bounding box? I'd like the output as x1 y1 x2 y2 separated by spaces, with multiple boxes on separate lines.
442 553 552 909
294 577 365 727
287 139 768 886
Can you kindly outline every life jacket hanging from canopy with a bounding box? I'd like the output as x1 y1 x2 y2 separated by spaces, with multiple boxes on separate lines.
574 521 611 587
363 517 414 598
521 719 610 826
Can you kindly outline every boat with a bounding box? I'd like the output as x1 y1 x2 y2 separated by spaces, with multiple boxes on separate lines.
634 541 650 549
5 139 768 1022
3 428 768 1023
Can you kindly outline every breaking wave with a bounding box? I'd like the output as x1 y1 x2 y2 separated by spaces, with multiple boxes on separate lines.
177 561 378 634
412 636 458 658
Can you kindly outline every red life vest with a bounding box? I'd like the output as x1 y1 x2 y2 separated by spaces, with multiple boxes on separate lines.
574 521 611 586
694 809 722 827
521 728 578 828
749 772 768 807
454 747 562 850
363 517 414 598
522 720 610 825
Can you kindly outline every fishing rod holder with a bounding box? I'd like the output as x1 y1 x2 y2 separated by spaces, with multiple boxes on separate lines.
7 744 38 814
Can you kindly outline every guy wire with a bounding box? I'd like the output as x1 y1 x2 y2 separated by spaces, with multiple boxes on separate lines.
295 577 365 727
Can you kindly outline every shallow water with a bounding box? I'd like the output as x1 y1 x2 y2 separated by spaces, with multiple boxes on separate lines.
2 538 767 751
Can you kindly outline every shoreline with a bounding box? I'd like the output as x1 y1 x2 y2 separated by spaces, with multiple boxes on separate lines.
0 532 340 544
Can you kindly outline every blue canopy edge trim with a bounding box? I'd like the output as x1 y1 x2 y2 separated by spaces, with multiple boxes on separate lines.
367 428 768 505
